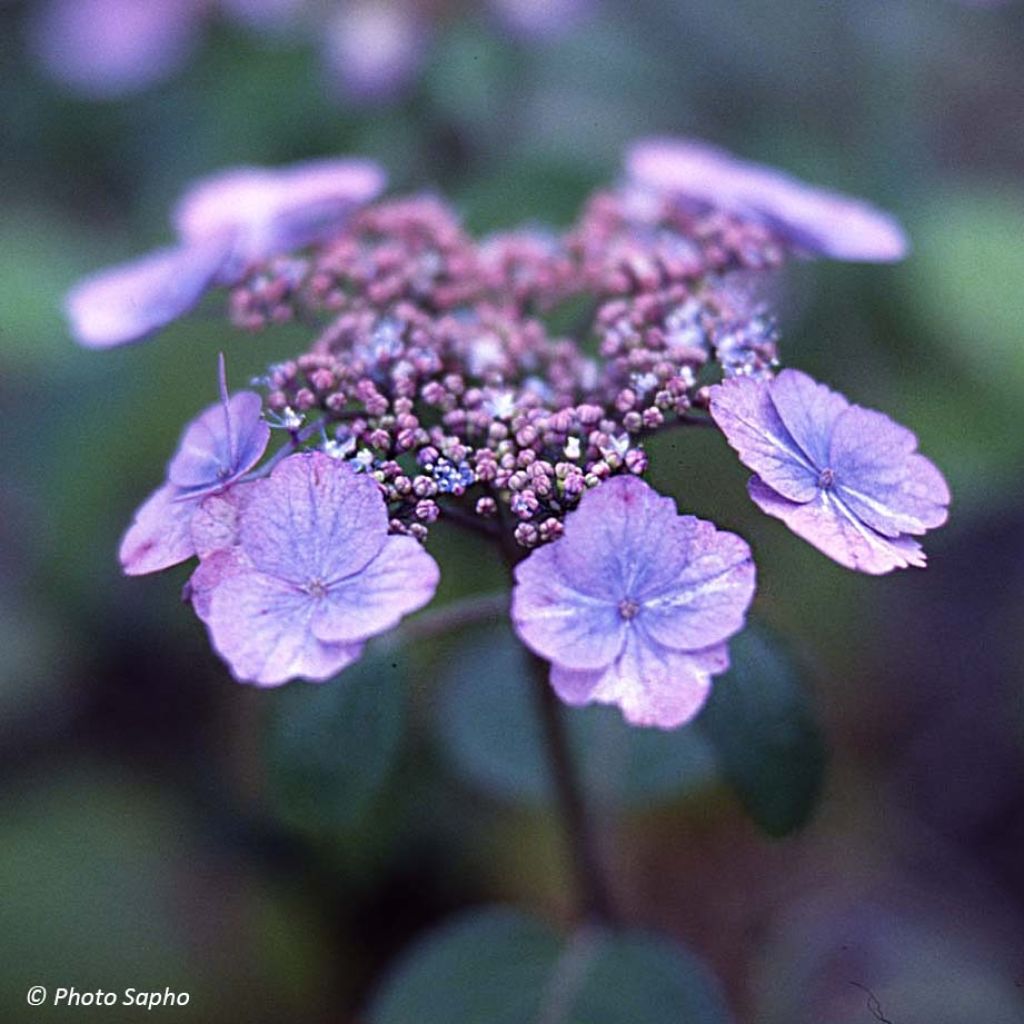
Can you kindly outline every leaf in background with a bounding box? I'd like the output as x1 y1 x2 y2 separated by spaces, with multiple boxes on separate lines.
369 906 733 1024
264 648 407 831
697 625 826 837
437 627 718 810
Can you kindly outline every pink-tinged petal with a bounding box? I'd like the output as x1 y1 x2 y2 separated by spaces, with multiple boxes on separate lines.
174 158 386 268
626 137 908 263
119 483 198 575
551 635 726 729
65 239 230 348
553 475 682 600
324 2 427 102
749 477 927 574
30 0 201 99
205 570 363 685
236 453 387 584
639 519 755 650
709 377 819 502
830 407 951 538
187 548 248 623
190 491 242 557
512 543 627 670
311 535 440 643
768 369 849 470
167 391 270 489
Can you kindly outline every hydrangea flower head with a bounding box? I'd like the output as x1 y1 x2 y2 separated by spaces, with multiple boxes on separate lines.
66 157 386 348
512 476 755 729
710 369 950 574
192 452 440 685
626 137 908 263
119 358 270 575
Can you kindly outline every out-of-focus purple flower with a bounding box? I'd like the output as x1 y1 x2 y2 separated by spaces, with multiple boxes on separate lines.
626 137 908 263
511 475 755 729
324 1 428 102
710 369 950 574
29 0 203 99
488 0 589 38
119 360 270 575
192 452 440 686
66 157 386 348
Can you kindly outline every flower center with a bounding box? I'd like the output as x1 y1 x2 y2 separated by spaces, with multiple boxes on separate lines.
817 467 836 490
305 577 328 599
618 597 641 621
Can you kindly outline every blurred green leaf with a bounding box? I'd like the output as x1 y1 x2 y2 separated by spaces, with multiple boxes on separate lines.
437 627 717 810
265 649 407 831
697 625 825 837
369 906 733 1024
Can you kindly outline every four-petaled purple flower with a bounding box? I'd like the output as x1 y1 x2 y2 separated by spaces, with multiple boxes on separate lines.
66 157 385 349
710 369 950 574
119 359 270 575
512 476 756 729
626 137 908 263
189 452 440 686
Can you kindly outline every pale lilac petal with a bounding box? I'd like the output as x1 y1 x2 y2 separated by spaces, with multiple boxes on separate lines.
65 239 230 348
626 137 908 263
324 2 427 101
187 548 248 623
236 453 387 584
173 158 386 268
205 571 363 685
30 0 201 99
830 407 951 538
552 475 682 600
190 491 242 557
639 519 755 650
167 391 270 489
119 483 198 575
550 635 725 729
749 477 927 574
511 544 627 670
768 369 849 469
709 377 820 502
311 535 440 643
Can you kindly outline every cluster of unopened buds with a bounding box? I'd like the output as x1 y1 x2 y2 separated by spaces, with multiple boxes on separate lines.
68 137 950 728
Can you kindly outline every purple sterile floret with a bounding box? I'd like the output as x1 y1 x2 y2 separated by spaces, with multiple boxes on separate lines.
194 452 440 686
511 475 755 729
710 369 950 574
119 365 270 576
66 157 386 348
626 137 908 263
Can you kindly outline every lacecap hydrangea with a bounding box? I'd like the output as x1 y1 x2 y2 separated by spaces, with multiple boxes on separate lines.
68 139 950 729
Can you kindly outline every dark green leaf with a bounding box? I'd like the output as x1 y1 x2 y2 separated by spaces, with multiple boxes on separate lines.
437 627 717 810
265 649 407 831
369 906 733 1024
697 626 825 837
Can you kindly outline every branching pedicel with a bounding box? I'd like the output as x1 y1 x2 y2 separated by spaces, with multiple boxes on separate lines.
69 138 950 729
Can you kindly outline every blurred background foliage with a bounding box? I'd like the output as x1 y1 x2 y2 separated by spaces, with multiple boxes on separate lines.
1 0 1023 1020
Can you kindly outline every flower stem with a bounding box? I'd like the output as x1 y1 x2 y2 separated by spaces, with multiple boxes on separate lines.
527 651 618 926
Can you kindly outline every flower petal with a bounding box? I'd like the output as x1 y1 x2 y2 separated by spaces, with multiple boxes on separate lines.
768 369 849 470
626 137 908 263
236 452 388 584
205 570 363 685
639 519 755 650
710 377 819 502
311 535 440 644
749 476 927 574
511 543 626 670
167 391 270 489
190 491 242 557
119 483 198 575
829 406 951 538
65 239 230 348
550 633 726 729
